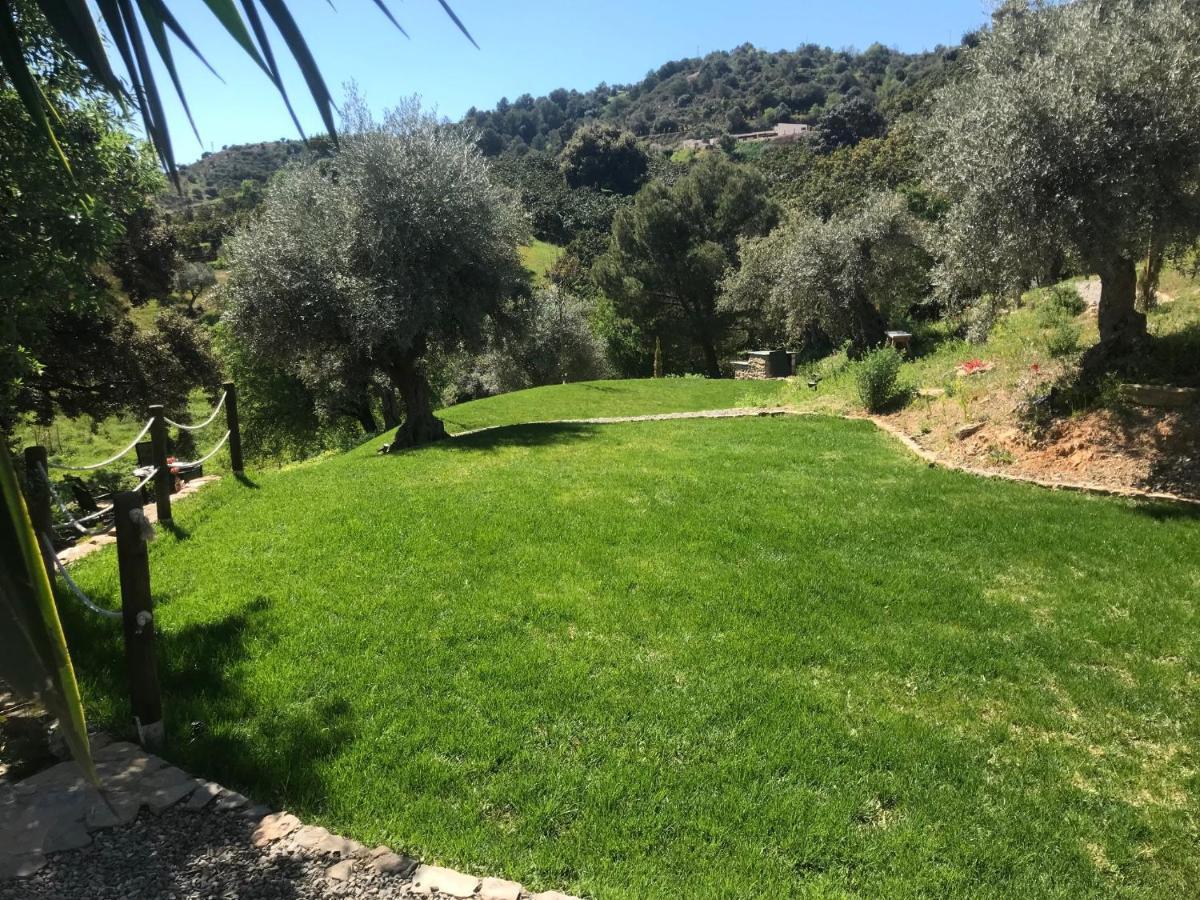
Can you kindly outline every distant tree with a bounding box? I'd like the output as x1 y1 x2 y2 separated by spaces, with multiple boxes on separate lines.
222 96 529 450
593 154 777 376
722 194 931 353
173 262 217 315
813 96 886 153
111 206 180 305
559 123 650 194
924 0 1200 357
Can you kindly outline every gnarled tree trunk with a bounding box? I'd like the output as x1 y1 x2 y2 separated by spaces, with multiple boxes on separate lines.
378 383 401 431
385 354 447 451
1097 256 1146 350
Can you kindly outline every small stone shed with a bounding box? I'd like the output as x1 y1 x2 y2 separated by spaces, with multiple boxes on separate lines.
731 349 793 380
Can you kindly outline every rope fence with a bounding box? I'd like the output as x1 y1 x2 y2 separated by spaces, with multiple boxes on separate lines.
164 390 226 431
172 430 230 472
47 418 153 471
37 532 122 620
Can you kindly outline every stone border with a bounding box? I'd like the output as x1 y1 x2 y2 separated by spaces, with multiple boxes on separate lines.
0 738 581 899
449 406 1200 507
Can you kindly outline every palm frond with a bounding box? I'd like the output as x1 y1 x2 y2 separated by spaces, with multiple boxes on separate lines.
0 1 475 184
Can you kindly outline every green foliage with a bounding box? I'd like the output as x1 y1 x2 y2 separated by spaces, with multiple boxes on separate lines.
1044 320 1082 358
1035 283 1087 326
464 41 964 154
221 94 529 449
812 95 886 153
593 153 778 376
724 193 931 354
854 345 906 411
925 0 1200 347
559 123 649 194
0 14 219 433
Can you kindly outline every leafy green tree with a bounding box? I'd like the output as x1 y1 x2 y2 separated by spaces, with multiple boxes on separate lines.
813 96 886 153
559 123 650 194
722 194 931 353
222 96 529 450
593 153 777 376
924 0 1200 356
111 205 180 305
173 261 217 315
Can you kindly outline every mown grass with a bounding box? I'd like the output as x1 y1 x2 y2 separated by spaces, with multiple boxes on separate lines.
517 240 565 285
61 389 1200 899
437 376 785 434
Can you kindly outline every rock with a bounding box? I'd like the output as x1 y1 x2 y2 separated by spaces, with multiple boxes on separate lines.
411 863 482 898
43 818 92 853
370 850 417 877
325 859 354 882
289 824 333 851
86 789 141 830
480 875 524 900
315 831 362 857
0 851 45 879
184 780 222 811
141 767 199 813
252 812 301 847
956 421 985 440
917 387 945 399
212 789 249 811
1118 383 1199 408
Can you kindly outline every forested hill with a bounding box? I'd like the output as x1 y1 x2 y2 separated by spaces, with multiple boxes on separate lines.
463 40 967 155
168 39 967 200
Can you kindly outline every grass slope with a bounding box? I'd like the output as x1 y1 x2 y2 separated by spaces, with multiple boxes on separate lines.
63 392 1200 899
517 240 565 286
437 377 784 434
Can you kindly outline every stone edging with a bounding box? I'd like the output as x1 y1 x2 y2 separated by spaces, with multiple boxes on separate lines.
451 406 1200 507
0 738 581 899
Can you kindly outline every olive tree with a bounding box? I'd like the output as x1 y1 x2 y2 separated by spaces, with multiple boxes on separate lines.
222 97 528 450
924 0 1200 356
722 193 931 353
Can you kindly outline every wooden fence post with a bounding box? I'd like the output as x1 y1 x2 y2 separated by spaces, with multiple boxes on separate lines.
149 404 172 524
223 381 244 475
23 445 55 573
114 490 163 750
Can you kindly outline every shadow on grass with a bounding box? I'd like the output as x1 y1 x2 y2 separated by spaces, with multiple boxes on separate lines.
388 422 600 455
234 472 261 489
159 520 191 541
63 593 355 819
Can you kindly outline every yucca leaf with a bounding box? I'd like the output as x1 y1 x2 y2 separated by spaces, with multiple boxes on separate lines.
256 0 338 141
116 0 181 186
435 0 478 49
0 447 98 788
200 0 270 76
239 0 306 140
140 0 222 80
0 3 71 171
137 0 202 144
33 0 127 101
371 0 409 39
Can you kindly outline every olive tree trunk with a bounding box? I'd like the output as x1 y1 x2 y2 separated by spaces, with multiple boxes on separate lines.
385 355 447 451
1097 256 1146 349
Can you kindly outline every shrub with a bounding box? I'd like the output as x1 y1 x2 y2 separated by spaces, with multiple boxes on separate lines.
1036 283 1086 326
854 346 906 412
1044 320 1081 357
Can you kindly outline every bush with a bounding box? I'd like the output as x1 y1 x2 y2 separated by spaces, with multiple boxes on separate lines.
854 346 906 412
1044 320 1081 357
1036 283 1086 326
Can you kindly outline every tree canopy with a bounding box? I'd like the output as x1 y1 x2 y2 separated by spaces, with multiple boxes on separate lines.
924 0 1200 355
222 96 529 450
559 123 649 194
593 153 777 376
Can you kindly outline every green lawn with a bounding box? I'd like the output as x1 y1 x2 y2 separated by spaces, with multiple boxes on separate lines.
62 385 1199 898
436 377 785 434
517 239 566 285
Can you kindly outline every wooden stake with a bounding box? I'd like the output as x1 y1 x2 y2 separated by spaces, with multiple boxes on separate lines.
149 404 172 524
223 381 244 475
114 491 163 750
23 446 55 573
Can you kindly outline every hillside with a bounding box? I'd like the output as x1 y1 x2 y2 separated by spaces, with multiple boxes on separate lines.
163 39 965 205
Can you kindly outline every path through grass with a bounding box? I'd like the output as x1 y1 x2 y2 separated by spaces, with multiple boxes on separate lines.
63 399 1200 898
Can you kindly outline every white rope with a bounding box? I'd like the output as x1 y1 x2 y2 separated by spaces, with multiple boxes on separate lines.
36 463 111 535
172 430 230 471
38 533 122 621
48 418 154 471
164 392 227 431
131 466 159 493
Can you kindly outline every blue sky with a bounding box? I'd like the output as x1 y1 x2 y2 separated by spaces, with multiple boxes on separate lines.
146 1 991 163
